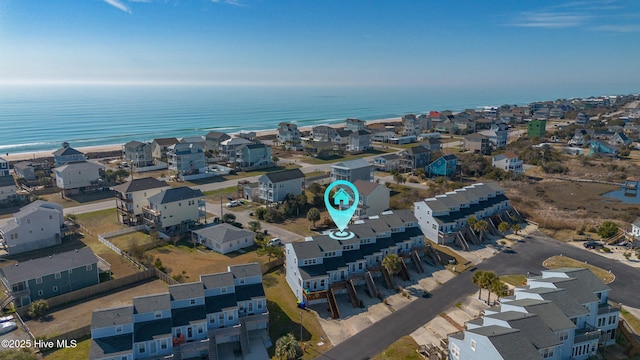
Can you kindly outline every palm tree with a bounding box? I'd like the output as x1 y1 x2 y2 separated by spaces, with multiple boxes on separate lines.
275 333 300 360
382 254 402 276
498 222 510 234
491 280 509 304
307 207 321 228
511 223 521 235
471 270 486 300
474 220 489 242
482 271 499 304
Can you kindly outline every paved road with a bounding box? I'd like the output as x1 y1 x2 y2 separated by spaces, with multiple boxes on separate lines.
319 229 640 360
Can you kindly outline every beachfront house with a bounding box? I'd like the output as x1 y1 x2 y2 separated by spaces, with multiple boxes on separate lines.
113 178 171 226
0 157 9 177
373 154 401 172
123 141 154 168
90 263 269 360
331 129 352 148
478 123 509 149
235 143 272 170
53 161 103 195
449 268 620 360
371 131 395 143
0 200 65 255
179 136 207 150
258 168 305 203
428 154 458 177
0 175 17 202
310 125 338 142
285 210 423 306
609 132 631 147
345 118 366 132
14 162 36 181
192 223 255 254
151 137 179 162
276 122 301 149
464 133 492 154
330 158 373 183
400 145 431 173
419 138 442 151
492 151 524 175
204 131 231 153
576 113 590 126
52 142 87 167
346 130 372 153
143 187 206 235
400 114 420 136
414 182 509 245
220 137 252 163
0 247 100 307
167 143 206 177
527 119 547 139
353 179 390 219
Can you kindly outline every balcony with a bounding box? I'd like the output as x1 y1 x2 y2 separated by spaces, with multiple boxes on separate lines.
597 303 621 315
574 328 601 344
143 207 161 217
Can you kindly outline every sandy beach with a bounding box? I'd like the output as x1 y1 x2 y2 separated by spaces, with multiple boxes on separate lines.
2 117 402 162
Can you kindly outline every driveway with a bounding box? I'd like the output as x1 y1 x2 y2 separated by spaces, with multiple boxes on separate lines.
319 228 640 360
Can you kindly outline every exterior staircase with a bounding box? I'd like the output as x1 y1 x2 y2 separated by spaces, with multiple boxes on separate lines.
455 231 470 251
426 245 442 267
411 251 424 273
605 230 626 245
239 319 250 355
399 258 410 281
465 226 480 246
347 279 360 307
327 288 340 319
381 266 394 289
208 334 218 360
0 295 14 310
364 271 378 298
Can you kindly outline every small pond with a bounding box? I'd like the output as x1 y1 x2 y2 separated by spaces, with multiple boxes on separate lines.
603 188 640 204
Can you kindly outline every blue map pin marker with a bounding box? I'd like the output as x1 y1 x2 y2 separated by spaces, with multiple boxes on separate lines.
324 180 359 238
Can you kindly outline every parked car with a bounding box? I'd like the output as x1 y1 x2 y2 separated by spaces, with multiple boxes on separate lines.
0 315 14 323
0 321 17 335
225 201 240 208
584 241 604 250
267 238 282 247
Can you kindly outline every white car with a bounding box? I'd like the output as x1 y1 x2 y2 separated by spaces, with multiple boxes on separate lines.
0 321 17 335
0 315 14 323
267 238 282 247
225 201 240 208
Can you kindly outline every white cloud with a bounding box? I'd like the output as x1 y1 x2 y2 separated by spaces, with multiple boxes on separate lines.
512 12 590 28
103 0 132 13
211 0 247 7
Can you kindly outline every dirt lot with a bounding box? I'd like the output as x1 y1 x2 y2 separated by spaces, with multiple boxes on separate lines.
27 279 168 338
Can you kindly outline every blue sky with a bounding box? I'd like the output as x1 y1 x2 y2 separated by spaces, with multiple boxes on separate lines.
1 0 639 90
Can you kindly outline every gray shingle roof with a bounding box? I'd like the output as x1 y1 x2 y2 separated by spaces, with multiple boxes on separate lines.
147 186 203 205
91 306 134 329
193 223 255 244
471 326 543 360
53 145 83 157
201 272 235 290
229 263 262 279
171 305 206 327
506 313 563 349
333 158 371 169
206 293 238 314
262 168 305 183
0 175 16 187
152 137 179 146
235 283 266 301
134 318 172 342
291 241 323 260
169 282 204 301
112 177 169 194
90 334 133 359
133 293 170 314
1 247 98 284
353 179 379 196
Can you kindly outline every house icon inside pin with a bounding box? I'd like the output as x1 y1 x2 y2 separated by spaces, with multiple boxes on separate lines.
332 188 353 207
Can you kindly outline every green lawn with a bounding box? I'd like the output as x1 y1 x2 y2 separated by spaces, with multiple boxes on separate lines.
43 338 91 360
264 269 331 360
500 274 527 287
543 255 615 284
621 307 640 334
301 149 390 164
372 335 422 360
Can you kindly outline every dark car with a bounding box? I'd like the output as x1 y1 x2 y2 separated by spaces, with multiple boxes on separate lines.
584 241 604 249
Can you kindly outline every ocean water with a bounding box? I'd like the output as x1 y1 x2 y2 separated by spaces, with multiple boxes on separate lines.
0 84 630 155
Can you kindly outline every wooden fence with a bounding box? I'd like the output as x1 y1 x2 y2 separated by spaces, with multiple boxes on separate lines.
261 258 284 274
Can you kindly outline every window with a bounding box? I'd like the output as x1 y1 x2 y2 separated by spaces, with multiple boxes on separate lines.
450 343 460 359
240 279 245 284
53 286 58 292
138 343 145 354
116 326 123 333
228 313 233 321
470 339 476 351
221 287 227 293
190 299 196 305
541 347 554 358
49 215 53 220
257 301 262 309
38 290 43 296
160 340 168 350
36 277 42 284
155 311 162 319
86 264 93 271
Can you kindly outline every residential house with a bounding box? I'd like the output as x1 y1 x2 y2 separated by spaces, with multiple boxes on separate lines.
371 131 396 143
285 210 423 303
478 123 508 149
168 143 206 177
330 158 373 183
237 131 257 141
235 143 272 170
192 223 255 254
179 136 207 150
492 152 524 175
589 140 619 157
53 161 102 195
331 129 352 148
428 154 458 178
417 114 433 132
305 141 334 158
474 118 494 130
353 180 390 219
401 114 420 136
575 113 590 126
0 157 9 176
14 162 36 181
414 182 509 245
433 121 459 134
419 138 442 151
90 263 269 360
258 168 305 203
346 130 372 153
310 125 338 142
549 107 565 119
373 154 401 172
0 247 100 307
0 200 64 255
345 118 366 132
0 175 17 202
239 181 260 202
151 138 179 162
52 142 87 167
400 145 431 173
113 178 171 226
220 137 252 163
204 131 231 153
569 129 594 146
276 122 301 147
388 135 416 145
528 119 547 139
143 187 205 235
449 268 620 360
123 141 154 168
609 132 631 147
464 133 492 154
